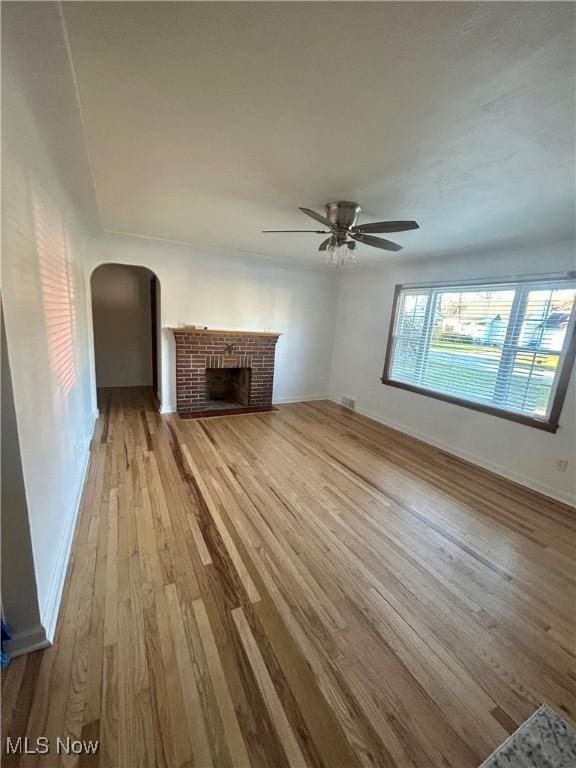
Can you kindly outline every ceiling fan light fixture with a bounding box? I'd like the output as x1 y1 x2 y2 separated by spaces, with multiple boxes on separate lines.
325 238 340 265
344 241 358 267
325 239 357 268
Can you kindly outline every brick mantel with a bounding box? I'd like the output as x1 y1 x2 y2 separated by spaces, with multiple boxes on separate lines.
172 328 281 417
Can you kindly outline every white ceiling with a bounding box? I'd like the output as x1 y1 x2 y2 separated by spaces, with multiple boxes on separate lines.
62 2 575 265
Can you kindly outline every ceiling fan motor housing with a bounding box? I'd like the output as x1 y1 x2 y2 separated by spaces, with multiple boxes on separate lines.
325 201 361 230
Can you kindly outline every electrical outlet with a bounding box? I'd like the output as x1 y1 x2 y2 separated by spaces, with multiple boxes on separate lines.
555 458 568 472
342 396 356 410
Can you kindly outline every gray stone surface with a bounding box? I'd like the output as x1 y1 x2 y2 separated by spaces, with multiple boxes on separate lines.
480 705 576 768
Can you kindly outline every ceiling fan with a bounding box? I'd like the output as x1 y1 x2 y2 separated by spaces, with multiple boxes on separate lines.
262 201 419 266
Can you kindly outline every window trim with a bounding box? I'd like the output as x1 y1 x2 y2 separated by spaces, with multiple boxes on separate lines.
381 273 576 433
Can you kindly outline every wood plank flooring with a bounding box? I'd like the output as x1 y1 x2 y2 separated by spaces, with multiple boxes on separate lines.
3 386 575 767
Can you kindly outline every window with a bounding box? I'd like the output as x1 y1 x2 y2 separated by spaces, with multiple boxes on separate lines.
382 275 576 431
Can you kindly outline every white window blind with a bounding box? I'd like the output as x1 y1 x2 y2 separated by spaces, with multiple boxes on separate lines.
385 276 576 427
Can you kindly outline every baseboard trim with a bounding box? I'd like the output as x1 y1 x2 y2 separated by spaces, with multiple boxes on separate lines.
328 398 576 508
40 414 97 644
273 394 328 404
5 625 50 658
160 403 176 414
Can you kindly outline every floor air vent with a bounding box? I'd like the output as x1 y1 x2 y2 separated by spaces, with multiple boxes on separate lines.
341 396 356 409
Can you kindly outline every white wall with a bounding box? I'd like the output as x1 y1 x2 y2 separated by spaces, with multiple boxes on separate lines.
1 306 45 654
2 3 99 648
92 264 153 387
85 234 339 413
329 240 576 504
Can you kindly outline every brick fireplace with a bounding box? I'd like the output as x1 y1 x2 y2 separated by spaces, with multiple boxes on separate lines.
172 328 281 418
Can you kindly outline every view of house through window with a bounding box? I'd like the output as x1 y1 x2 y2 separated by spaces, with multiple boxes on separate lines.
384 277 576 427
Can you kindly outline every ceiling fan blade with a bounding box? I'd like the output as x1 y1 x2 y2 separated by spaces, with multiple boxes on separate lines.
352 220 419 234
352 233 402 252
262 230 330 233
298 207 333 228
318 237 333 252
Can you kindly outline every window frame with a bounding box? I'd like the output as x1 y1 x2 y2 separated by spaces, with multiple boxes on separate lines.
381 273 576 433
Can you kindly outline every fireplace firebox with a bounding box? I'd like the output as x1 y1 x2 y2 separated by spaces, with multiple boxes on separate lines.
205 367 251 407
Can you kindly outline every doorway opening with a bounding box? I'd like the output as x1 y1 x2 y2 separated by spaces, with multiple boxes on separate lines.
91 264 161 404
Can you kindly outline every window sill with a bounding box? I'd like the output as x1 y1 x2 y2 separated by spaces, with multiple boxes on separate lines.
380 377 559 433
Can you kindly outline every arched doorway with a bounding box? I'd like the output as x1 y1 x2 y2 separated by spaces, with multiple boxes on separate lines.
90 263 161 404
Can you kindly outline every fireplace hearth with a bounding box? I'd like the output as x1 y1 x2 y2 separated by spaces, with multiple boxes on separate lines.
171 328 281 418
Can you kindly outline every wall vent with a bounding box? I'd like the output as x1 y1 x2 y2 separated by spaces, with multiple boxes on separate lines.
341 396 356 410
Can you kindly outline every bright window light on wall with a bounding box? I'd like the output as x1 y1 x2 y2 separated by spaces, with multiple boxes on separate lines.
33 183 78 397
382 274 576 432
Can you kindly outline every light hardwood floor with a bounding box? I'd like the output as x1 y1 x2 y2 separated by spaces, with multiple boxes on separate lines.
2 387 575 767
